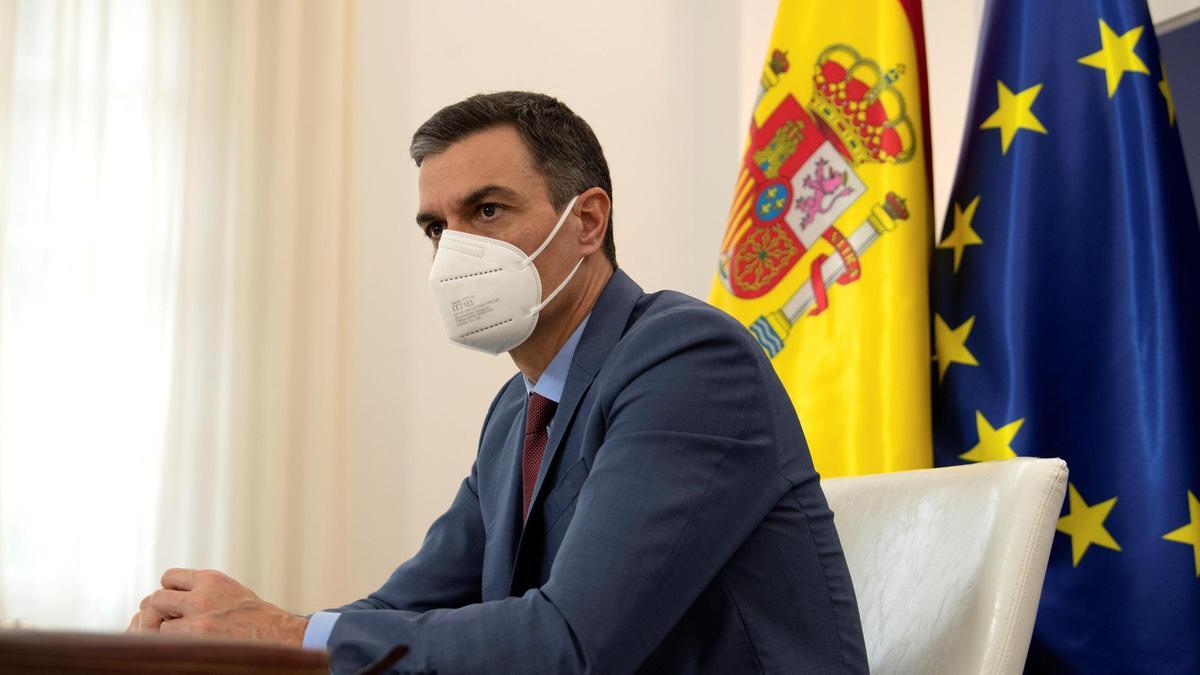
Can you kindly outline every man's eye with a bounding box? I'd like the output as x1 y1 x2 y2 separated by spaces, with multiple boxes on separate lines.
479 204 501 219
427 223 445 239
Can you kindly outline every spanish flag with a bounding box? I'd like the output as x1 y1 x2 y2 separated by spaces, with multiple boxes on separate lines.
708 0 934 477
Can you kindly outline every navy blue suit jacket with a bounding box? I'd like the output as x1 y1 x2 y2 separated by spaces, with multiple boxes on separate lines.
325 269 867 674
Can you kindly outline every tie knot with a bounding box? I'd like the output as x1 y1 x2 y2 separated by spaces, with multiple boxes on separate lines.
525 393 557 435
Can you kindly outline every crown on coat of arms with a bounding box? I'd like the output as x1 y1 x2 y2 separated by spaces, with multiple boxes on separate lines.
809 44 915 165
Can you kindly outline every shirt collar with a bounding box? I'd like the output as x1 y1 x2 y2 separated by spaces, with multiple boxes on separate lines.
523 314 590 403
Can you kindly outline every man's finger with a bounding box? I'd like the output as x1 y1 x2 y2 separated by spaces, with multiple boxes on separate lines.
161 567 197 591
147 588 192 618
159 615 215 636
137 605 167 633
125 612 140 633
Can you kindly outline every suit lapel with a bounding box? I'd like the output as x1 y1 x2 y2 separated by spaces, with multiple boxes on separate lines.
488 393 527 598
508 269 644 592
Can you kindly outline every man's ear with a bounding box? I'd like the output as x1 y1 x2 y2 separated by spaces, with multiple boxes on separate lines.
574 187 611 257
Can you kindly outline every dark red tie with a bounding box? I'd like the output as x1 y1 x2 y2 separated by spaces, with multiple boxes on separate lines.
522 393 557 521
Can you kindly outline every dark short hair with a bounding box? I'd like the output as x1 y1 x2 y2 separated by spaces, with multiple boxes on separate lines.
410 92 616 267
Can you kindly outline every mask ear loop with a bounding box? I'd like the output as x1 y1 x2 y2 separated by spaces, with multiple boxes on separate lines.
530 256 585 314
526 194 584 316
526 194 580 264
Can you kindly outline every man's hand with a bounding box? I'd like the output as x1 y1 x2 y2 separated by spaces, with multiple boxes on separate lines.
126 568 308 647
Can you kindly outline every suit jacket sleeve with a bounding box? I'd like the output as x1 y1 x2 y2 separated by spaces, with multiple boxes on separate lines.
326 307 787 674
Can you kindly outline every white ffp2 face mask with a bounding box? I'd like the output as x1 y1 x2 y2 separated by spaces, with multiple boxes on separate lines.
428 195 583 355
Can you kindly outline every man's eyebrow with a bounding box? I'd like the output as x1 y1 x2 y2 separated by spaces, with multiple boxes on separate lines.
415 184 522 228
460 184 521 208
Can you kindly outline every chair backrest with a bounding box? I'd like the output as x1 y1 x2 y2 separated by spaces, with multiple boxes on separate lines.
821 457 1067 675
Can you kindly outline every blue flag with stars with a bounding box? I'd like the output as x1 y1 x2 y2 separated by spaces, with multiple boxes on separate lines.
931 0 1200 671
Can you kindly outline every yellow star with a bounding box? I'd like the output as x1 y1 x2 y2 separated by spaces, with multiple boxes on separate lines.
1163 490 1200 577
959 410 1024 463
938 196 983 273
1078 19 1150 98
933 314 979 384
1057 483 1121 566
1159 61 1176 126
980 81 1047 155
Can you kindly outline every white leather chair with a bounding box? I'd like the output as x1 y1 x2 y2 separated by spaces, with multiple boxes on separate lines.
821 457 1068 674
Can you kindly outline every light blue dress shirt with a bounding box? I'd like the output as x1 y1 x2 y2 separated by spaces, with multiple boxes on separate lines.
523 314 588 406
302 315 590 651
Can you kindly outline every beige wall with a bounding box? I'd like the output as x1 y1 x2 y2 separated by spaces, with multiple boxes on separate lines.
338 0 1198 604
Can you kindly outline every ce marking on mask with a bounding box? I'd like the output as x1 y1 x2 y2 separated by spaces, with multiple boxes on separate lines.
451 294 501 327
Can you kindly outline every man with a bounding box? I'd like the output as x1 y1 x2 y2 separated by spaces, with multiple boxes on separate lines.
129 92 868 674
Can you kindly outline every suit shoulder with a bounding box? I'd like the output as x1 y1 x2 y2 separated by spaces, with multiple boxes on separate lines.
625 289 760 352
479 373 525 440
490 372 525 412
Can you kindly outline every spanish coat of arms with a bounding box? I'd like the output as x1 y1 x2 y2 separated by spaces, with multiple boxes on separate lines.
717 44 916 357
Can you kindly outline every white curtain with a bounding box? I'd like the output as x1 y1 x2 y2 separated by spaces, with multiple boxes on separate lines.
0 0 353 629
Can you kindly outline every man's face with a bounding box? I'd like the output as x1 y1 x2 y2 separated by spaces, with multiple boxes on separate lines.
416 125 565 260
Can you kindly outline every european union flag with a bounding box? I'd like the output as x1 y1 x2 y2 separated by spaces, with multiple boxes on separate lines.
931 0 1200 671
